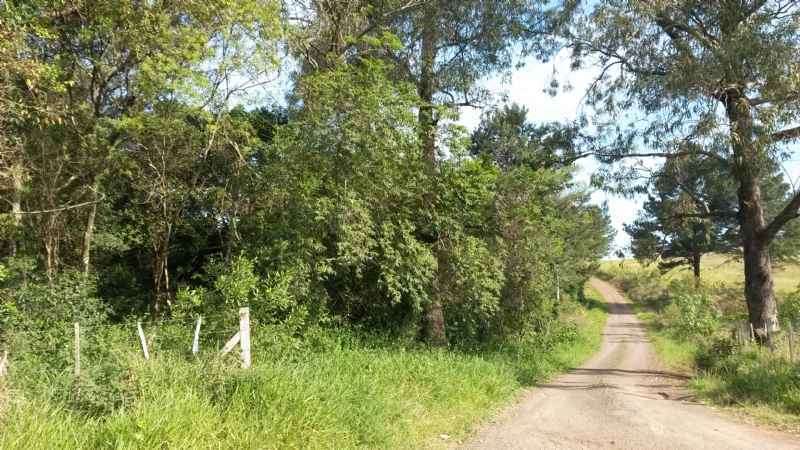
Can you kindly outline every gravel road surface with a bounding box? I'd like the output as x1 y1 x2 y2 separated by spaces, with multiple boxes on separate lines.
462 278 799 450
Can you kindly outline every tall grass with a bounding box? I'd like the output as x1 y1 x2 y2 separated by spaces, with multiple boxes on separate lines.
0 294 607 449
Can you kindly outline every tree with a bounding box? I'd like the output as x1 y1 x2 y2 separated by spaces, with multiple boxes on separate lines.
3 0 281 309
625 153 738 281
569 1 800 342
626 152 799 282
471 104 613 332
470 103 585 171
292 0 573 345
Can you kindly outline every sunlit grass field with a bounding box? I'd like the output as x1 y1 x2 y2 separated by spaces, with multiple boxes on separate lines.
601 253 800 295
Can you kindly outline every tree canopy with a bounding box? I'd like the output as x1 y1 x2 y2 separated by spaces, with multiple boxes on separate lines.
0 0 611 348
568 0 800 342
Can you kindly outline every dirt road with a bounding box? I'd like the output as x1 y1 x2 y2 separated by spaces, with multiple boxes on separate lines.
462 278 798 449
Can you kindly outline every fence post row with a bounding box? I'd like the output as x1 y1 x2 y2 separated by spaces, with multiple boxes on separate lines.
66 310 249 374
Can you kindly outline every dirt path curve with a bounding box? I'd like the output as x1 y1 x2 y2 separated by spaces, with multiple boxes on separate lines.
462 278 798 450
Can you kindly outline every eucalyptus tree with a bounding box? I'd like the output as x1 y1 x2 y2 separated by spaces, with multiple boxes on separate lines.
569 0 800 342
292 0 574 345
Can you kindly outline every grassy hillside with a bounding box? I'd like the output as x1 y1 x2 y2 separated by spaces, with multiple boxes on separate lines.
0 290 607 450
601 254 800 294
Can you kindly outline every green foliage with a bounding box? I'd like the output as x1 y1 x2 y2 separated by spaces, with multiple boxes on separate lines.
780 291 800 327
0 4 616 446
661 293 720 338
0 298 607 449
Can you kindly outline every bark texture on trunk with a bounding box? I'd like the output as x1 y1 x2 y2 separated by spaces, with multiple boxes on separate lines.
418 2 447 346
151 225 172 316
691 252 701 286
725 90 779 343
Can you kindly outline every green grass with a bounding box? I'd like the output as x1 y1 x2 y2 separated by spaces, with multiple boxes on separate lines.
603 264 800 432
601 254 800 295
635 310 698 374
0 291 607 449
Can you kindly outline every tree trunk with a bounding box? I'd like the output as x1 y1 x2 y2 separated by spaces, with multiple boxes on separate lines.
151 225 172 316
43 212 60 285
418 2 447 346
691 252 701 287
725 90 779 344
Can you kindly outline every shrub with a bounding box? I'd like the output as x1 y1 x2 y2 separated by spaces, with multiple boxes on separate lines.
780 290 800 327
661 292 720 338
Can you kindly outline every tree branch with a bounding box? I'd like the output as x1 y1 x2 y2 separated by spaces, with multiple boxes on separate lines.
761 190 800 243
770 125 800 143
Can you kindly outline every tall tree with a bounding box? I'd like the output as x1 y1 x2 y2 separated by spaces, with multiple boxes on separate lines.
569 0 800 342
293 0 573 345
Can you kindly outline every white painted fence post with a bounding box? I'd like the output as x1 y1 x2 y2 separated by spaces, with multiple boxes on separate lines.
137 321 150 360
0 350 8 377
74 322 81 377
192 316 202 356
240 307 251 369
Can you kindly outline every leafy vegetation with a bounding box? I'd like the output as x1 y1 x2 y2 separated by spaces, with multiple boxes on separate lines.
571 0 800 343
0 290 607 449
0 1 614 446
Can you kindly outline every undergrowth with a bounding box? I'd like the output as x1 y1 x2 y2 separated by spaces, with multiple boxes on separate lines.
0 290 606 449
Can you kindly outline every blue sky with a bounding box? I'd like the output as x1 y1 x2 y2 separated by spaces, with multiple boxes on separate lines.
457 50 800 255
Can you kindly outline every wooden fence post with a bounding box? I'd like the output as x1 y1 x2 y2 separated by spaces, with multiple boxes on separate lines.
137 321 150 360
240 307 251 369
0 350 8 377
789 322 795 363
74 322 81 377
220 331 240 355
192 316 202 356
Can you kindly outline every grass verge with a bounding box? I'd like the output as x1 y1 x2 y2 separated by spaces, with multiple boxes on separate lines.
608 270 800 433
0 289 606 449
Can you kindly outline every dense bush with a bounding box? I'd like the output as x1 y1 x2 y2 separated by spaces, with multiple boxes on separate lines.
661 292 720 338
